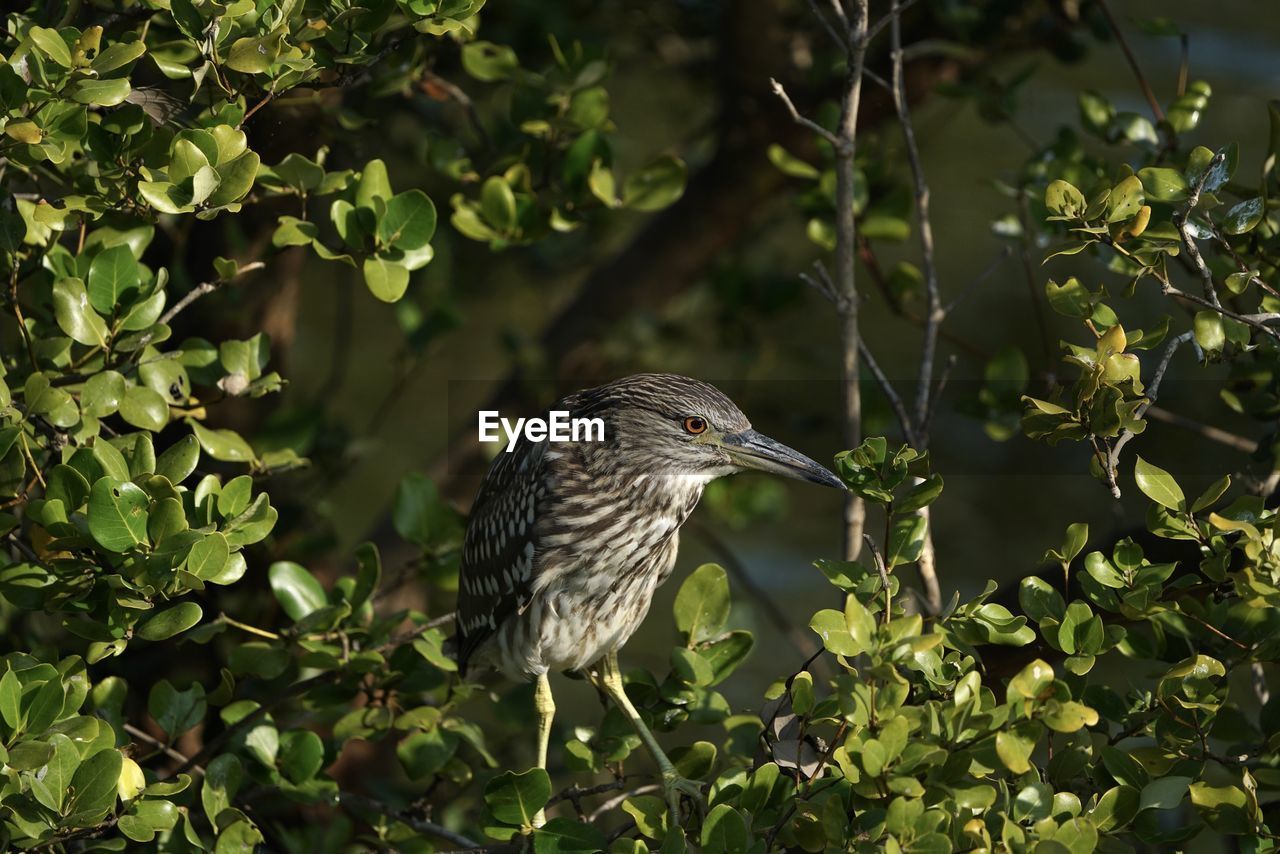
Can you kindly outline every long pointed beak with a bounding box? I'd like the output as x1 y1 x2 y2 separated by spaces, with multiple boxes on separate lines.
722 429 846 490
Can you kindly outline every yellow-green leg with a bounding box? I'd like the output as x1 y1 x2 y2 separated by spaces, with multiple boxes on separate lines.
533 672 555 828
595 651 703 824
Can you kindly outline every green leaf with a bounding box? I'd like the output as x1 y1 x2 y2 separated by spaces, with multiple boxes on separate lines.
202 754 243 832
355 159 393 208
92 40 147 73
363 256 410 303
378 189 437 250
480 176 518 232
1106 175 1145 223
53 278 109 346
1062 522 1088 562
1191 474 1230 513
46 464 90 510
148 680 206 737
462 41 519 82
896 474 944 514
1193 310 1225 355
623 156 686 211
64 749 123 827
268 561 327 621
87 477 149 552
1045 180 1086 217
82 370 126 417
534 817 608 853
1137 167 1189 202
87 245 140 314
350 542 381 609
392 473 457 547
226 33 282 73
69 78 131 106
279 729 325 784
700 805 748 854
995 728 1035 774
29 27 73 67
188 419 255 463
766 144 820 179
1133 456 1185 511
208 151 261 207
188 532 230 580
673 563 730 644
120 384 169 431
1223 198 1264 235
396 728 459 779
485 768 551 826
155 435 200 484
886 514 927 567
1044 278 1093 318
136 602 203 641
810 608 861 656
0 668 19 731
1138 776 1192 811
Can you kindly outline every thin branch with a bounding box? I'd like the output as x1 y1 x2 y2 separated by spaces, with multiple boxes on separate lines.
1016 190 1057 373
1105 331 1194 495
124 723 205 774
338 792 480 849
588 784 661 823
857 337 917 447
804 0 846 50
421 69 492 150
1174 151 1224 308
889 0 944 434
769 78 842 149
159 261 265 326
1095 0 1166 125
862 533 892 624
1145 405 1258 454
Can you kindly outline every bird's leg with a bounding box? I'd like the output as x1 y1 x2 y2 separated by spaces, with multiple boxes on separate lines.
595 651 703 824
532 672 555 828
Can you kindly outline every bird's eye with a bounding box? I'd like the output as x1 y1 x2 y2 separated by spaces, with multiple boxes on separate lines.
683 416 708 435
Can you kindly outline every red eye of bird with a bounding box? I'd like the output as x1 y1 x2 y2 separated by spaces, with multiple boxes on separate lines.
683 416 708 435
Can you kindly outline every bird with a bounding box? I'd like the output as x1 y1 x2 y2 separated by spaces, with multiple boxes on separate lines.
452 373 844 824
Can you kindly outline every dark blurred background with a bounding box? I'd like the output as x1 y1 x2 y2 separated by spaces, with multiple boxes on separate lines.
188 0 1280 697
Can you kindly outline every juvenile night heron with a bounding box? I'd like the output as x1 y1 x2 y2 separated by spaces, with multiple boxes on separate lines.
454 373 843 823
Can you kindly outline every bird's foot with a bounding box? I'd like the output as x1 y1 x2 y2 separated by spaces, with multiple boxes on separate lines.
661 770 706 825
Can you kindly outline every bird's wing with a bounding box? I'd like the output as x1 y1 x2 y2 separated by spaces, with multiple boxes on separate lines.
454 433 549 673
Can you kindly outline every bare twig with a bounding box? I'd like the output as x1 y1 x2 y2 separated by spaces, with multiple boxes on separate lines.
769 79 842 149
159 261 265 326
1095 0 1166 125
1145 405 1258 454
857 338 917 447
1016 190 1057 372
422 69 492 150
588 784 661 823
339 792 480 849
1174 151 1224 308
862 533 892 623
1105 331 1194 496
889 0 944 433
124 723 205 774
804 0 846 50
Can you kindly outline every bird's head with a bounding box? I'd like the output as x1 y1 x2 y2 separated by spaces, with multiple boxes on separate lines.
574 374 845 489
